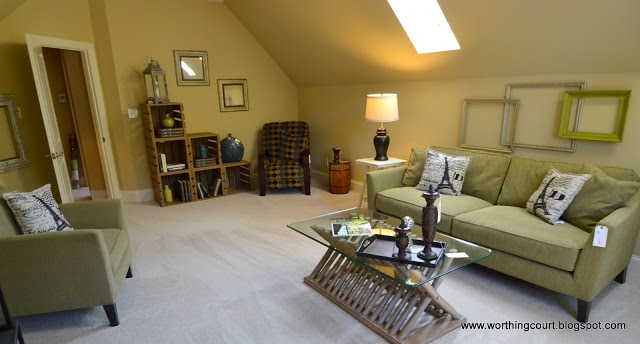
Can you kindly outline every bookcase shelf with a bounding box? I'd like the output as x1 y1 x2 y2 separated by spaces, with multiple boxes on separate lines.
142 103 252 206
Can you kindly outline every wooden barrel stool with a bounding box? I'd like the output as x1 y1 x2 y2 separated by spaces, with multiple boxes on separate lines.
329 160 351 194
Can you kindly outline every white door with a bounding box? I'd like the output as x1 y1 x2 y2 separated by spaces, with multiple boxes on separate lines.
25 33 121 202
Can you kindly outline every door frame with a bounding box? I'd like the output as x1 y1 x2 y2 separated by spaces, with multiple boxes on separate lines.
26 33 121 202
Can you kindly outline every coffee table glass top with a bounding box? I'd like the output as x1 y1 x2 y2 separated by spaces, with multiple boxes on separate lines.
287 207 492 287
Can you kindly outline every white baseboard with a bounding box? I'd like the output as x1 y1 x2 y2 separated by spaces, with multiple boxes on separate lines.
121 188 154 203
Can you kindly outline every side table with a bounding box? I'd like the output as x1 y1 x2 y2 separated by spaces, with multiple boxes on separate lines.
355 157 407 209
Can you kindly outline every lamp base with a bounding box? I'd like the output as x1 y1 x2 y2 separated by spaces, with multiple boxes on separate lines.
373 127 390 161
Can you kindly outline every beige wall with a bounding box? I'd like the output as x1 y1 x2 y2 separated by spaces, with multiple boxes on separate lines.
1 0 298 198
98 0 298 195
0 0 95 195
299 72 640 255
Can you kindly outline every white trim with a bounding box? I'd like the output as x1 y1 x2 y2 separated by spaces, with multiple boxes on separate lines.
25 34 121 201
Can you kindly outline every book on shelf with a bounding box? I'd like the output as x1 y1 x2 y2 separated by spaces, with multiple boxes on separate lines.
212 177 222 197
330 216 373 237
196 182 210 199
158 153 167 173
166 162 186 172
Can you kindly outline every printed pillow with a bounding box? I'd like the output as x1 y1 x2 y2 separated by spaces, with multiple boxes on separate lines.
415 149 471 196
526 168 591 224
2 184 74 234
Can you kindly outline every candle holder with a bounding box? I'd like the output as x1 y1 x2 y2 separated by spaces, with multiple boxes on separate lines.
418 185 440 261
393 216 414 260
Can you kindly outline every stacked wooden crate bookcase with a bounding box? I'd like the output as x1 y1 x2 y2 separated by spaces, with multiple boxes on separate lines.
141 102 252 206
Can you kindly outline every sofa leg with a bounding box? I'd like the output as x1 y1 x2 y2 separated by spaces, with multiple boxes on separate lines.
577 299 591 323
103 304 120 326
126 265 133 278
615 267 627 284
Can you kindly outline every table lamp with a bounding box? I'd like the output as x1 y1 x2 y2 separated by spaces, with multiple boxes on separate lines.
365 93 399 161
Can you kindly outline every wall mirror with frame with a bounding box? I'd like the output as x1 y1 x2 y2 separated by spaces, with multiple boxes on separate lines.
0 95 29 173
173 50 209 86
217 79 248 112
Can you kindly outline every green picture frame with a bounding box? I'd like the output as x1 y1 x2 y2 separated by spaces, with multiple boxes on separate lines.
558 90 630 142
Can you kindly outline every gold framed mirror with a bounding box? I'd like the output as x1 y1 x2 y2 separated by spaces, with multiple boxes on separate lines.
0 95 29 173
173 50 209 86
217 79 249 112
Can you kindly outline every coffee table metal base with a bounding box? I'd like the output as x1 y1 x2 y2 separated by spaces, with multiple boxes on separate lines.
304 249 465 344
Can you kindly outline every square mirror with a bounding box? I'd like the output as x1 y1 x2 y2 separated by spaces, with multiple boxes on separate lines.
173 50 209 86
217 79 249 112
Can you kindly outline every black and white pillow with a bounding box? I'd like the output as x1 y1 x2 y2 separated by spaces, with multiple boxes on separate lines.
2 184 74 234
415 149 471 196
526 168 591 224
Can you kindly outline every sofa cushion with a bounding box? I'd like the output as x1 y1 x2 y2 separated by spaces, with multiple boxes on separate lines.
431 146 512 204
526 168 591 224
497 157 582 208
0 186 20 236
376 186 492 233
416 149 470 196
2 184 74 234
562 164 640 232
402 146 427 186
452 206 590 272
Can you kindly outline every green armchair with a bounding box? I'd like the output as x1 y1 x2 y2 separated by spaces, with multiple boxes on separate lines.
0 187 132 326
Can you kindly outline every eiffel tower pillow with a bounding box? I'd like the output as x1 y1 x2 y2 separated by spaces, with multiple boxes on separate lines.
2 184 74 234
416 149 471 196
526 168 591 224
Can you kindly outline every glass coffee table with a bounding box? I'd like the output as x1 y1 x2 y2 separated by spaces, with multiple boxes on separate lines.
288 208 491 344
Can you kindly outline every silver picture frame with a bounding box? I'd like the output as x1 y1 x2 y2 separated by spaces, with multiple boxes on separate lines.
460 99 519 154
503 81 586 152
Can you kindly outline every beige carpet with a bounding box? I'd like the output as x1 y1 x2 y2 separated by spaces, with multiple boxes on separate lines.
16 182 640 343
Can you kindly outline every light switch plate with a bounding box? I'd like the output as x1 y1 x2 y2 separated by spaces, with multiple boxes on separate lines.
128 109 138 118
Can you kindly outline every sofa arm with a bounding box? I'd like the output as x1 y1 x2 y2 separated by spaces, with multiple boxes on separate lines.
573 190 640 300
59 198 127 232
0 229 117 316
366 167 407 210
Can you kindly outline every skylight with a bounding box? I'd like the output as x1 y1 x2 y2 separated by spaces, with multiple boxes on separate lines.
387 0 460 54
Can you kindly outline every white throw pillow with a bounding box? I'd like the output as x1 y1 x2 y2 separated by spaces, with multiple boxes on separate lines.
2 184 74 234
526 168 591 224
416 149 471 196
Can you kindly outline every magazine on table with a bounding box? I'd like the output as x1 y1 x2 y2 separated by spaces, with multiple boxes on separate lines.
330 216 373 237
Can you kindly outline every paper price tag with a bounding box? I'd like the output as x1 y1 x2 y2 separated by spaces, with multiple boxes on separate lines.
445 252 469 258
593 225 608 248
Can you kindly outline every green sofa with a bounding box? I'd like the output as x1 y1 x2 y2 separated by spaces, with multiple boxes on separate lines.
367 146 640 322
0 187 132 326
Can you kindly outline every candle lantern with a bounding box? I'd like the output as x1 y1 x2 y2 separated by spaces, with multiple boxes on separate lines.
143 58 169 104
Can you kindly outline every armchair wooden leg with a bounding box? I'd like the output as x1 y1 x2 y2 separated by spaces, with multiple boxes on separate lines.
577 299 591 323
615 266 627 283
104 304 120 326
126 265 133 278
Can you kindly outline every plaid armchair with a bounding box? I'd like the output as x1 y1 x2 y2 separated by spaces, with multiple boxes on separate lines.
258 121 311 196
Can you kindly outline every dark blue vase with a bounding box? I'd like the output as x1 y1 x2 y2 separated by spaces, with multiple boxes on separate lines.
220 133 244 163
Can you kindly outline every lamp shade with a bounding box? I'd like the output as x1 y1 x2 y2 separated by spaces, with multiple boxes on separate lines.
365 93 399 122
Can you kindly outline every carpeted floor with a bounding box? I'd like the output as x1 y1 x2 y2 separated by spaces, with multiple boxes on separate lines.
16 183 640 343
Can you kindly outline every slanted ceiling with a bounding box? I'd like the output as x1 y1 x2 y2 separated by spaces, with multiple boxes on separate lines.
223 0 640 87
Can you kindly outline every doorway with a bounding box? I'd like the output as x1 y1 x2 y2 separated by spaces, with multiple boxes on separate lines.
42 48 106 201
26 34 121 203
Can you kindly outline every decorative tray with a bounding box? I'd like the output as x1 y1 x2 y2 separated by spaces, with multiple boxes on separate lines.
356 235 446 268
